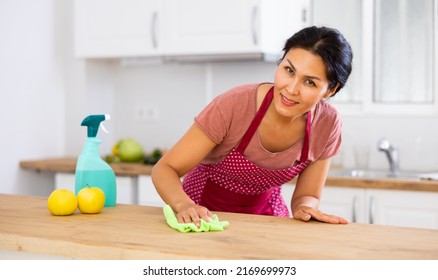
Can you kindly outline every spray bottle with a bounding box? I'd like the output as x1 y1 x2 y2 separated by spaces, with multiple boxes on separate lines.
75 114 117 207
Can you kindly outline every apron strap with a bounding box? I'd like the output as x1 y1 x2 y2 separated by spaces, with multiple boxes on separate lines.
236 86 274 154
300 110 311 163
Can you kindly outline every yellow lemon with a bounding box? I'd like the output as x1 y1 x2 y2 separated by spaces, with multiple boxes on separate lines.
47 189 78 216
77 186 105 214
111 144 119 157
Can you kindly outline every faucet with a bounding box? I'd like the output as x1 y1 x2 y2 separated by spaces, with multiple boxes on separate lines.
377 138 399 176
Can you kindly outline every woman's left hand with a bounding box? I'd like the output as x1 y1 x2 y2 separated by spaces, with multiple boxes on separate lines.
293 206 349 224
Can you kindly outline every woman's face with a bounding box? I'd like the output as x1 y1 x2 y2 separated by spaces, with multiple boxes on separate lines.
273 48 337 120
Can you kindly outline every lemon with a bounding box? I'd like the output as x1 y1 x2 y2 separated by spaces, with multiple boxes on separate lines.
111 143 119 157
47 189 78 216
77 186 105 214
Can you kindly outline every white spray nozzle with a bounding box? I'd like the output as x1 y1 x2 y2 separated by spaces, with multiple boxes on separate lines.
100 122 109 134
100 114 110 133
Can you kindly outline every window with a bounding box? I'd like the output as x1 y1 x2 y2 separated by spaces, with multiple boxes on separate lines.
374 0 435 104
312 0 438 114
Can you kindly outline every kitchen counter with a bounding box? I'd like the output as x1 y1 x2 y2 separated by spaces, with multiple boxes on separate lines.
1 194 437 260
19 158 438 192
20 157 153 176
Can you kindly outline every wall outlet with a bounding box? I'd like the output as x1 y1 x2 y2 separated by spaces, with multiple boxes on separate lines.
135 106 160 123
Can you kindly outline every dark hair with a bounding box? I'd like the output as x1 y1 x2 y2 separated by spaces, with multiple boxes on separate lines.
280 26 353 95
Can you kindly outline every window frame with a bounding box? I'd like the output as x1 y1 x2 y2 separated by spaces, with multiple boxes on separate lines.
332 0 438 116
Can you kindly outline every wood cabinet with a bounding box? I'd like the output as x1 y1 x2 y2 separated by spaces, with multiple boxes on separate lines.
282 184 438 229
74 0 164 58
74 0 310 59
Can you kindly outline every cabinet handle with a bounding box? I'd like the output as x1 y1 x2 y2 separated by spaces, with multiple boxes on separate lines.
151 11 158 49
369 196 375 224
352 195 358 223
302 7 307 23
251 6 258 45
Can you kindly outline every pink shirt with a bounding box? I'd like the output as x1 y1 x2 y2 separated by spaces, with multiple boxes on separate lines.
195 83 342 169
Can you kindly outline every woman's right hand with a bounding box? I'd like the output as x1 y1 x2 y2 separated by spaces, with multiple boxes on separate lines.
175 203 214 227
151 123 218 228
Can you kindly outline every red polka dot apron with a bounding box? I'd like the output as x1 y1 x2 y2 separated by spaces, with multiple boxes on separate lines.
183 86 311 217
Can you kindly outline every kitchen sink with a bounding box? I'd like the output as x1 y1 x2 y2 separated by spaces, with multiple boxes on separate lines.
328 169 423 181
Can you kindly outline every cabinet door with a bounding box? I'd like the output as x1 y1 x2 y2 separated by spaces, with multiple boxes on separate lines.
163 0 258 56
74 0 163 58
319 187 365 223
366 189 438 229
282 184 365 222
138 175 165 207
163 0 309 57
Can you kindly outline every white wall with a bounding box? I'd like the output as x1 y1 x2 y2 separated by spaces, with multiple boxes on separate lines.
339 115 438 172
109 61 277 153
0 0 65 195
2 1 438 197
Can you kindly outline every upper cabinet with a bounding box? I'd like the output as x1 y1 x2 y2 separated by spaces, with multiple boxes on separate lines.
74 0 310 60
162 0 310 60
74 0 164 58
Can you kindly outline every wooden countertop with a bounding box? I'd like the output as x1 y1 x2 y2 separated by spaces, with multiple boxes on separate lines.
19 158 438 192
20 157 153 176
325 176 438 192
1 194 437 260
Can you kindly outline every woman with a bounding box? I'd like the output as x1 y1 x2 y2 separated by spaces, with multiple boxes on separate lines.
152 26 353 226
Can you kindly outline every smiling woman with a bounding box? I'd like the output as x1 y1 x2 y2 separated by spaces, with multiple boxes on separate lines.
151 26 353 226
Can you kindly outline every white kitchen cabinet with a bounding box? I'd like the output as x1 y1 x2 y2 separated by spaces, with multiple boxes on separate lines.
74 0 310 60
319 186 365 223
138 175 165 207
283 184 438 229
74 0 163 58
365 189 438 229
163 0 310 59
282 184 365 223
54 173 167 207
319 186 438 229
54 173 137 204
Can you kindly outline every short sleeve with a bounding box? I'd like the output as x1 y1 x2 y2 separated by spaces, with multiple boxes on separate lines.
194 84 257 145
318 113 342 160
194 97 230 144
309 101 343 162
